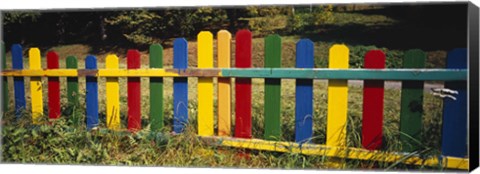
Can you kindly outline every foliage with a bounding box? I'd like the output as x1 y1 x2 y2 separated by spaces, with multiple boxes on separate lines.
104 8 228 45
284 5 334 35
3 12 41 25
245 6 291 17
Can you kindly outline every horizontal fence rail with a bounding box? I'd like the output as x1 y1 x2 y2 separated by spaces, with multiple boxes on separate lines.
0 68 467 80
0 29 469 170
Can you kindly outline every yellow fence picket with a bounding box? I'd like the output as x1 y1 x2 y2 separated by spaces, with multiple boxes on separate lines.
198 31 214 136
106 54 120 130
29 48 43 124
327 44 349 147
217 30 231 136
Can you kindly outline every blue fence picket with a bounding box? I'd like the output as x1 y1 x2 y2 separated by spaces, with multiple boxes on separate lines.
85 55 99 130
12 44 25 118
295 39 314 143
441 48 467 157
173 38 189 133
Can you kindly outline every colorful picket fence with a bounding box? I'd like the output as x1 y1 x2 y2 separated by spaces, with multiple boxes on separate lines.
0 29 469 169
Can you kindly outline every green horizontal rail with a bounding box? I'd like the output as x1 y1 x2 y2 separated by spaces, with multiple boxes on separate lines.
222 68 467 81
1 68 467 81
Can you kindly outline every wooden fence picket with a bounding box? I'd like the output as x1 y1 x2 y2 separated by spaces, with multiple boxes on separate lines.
85 55 99 130
66 56 79 114
217 30 231 136
106 54 120 130
399 49 426 152
173 38 189 134
197 31 214 136
326 44 349 147
29 48 43 124
361 50 386 150
47 51 61 119
441 48 467 157
234 29 252 139
12 44 25 118
264 34 282 141
149 44 164 131
127 50 142 131
294 39 314 143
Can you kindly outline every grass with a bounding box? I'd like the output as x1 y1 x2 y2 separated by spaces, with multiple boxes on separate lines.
0 10 458 170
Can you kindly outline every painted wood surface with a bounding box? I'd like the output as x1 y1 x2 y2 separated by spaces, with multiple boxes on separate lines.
149 44 164 131
264 34 282 140
66 56 79 114
399 49 425 152
197 31 214 136
441 48 467 157
173 38 189 133
326 44 349 147
47 51 61 119
217 30 232 136
294 39 314 143
106 54 120 130
12 44 25 118
85 55 99 130
127 50 142 131
29 48 43 124
234 29 252 139
1 68 466 81
361 50 385 150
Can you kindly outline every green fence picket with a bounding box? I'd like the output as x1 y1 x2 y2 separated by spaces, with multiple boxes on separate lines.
149 44 164 131
264 34 282 140
66 56 79 114
399 49 426 152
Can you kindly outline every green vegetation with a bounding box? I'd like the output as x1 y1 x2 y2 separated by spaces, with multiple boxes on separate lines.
2 77 446 170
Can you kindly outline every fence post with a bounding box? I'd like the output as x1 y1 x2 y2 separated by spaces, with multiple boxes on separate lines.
441 48 467 157
295 39 314 143
47 51 61 119
234 29 252 139
29 48 43 124
326 44 349 147
127 50 142 132
361 50 386 150
12 44 25 118
217 30 232 136
85 55 99 130
399 49 425 152
149 44 164 131
264 34 282 141
106 54 120 130
173 38 189 134
197 31 214 136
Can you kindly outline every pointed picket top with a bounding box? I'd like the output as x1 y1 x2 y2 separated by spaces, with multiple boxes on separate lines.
235 29 252 68
149 44 163 68
329 44 349 69
174 38 188 69
106 54 119 69
296 39 314 68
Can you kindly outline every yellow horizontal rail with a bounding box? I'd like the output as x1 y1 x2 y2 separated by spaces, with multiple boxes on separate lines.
200 136 468 170
1 69 222 77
